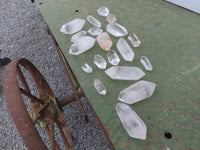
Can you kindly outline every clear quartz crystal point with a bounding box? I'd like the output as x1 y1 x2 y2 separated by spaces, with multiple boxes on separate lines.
105 66 145 80
117 38 135 61
128 33 141 47
69 36 95 55
87 15 102 27
81 63 93 73
118 80 156 104
88 27 103 36
60 18 85 34
94 79 106 95
97 6 109 16
97 32 112 51
106 23 128 37
107 50 120 65
71 31 87 43
94 55 107 69
116 103 147 140
140 56 153 71
106 14 117 24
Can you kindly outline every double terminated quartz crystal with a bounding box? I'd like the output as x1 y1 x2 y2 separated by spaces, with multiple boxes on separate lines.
94 79 106 95
107 50 120 66
140 56 153 71
71 31 87 43
106 23 128 37
94 55 107 69
81 63 93 73
88 27 103 36
97 6 109 16
128 33 141 47
87 15 101 27
97 32 112 51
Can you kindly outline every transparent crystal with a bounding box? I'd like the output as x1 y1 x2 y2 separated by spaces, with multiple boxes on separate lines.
128 33 141 47
69 36 95 55
94 79 106 95
88 27 103 36
60 18 85 34
81 63 93 73
116 103 147 140
106 23 128 37
87 15 101 27
97 6 109 16
107 50 120 65
105 66 145 80
117 38 135 61
106 14 116 24
140 56 153 71
71 31 87 43
97 32 112 51
94 55 107 69
118 80 156 104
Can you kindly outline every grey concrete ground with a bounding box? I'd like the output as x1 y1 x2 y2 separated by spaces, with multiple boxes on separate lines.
0 0 110 149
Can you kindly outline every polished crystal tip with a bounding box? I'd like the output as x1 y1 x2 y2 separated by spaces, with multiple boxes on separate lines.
116 103 147 140
97 32 112 51
88 27 103 36
118 80 156 104
81 63 93 73
106 14 117 24
105 66 145 80
71 31 87 43
117 38 135 61
69 36 95 55
87 15 102 27
94 79 106 95
107 50 120 66
128 33 141 47
60 18 85 34
94 55 107 69
140 56 153 71
106 23 128 37
97 6 109 16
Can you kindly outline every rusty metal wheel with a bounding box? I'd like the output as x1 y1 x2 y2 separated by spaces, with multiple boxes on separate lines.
3 58 74 150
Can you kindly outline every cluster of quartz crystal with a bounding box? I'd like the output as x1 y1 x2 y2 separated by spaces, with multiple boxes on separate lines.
60 6 156 141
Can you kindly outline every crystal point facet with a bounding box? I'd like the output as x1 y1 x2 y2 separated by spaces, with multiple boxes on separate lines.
107 50 120 65
81 63 93 73
97 32 112 51
106 23 128 37
140 56 153 71
88 27 103 36
128 33 141 47
87 15 101 27
106 14 116 24
97 6 109 16
94 79 106 95
116 103 147 140
118 80 156 104
94 55 107 69
71 31 87 43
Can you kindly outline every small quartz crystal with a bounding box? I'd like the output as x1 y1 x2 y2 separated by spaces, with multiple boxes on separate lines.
128 33 141 47
94 79 106 95
97 32 112 51
88 27 103 36
60 18 85 34
87 15 101 27
106 14 116 24
140 56 153 71
94 55 107 69
71 31 87 43
106 23 128 37
107 50 120 65
116 103 147 140
81 63 93 73
97 6 109 16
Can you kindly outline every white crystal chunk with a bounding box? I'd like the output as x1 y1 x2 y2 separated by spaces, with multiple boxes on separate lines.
116 103 147 140
128 33 141 47
118 80 156 104
87 15 101 27
106 14 116 24
105 66 145 80
94 55 107 69
60 18 85 34
107 50 120 66
88 27 103 36
94 79 106 95
81 63 93 73
69 36 95 55
97 32 112 51
117 38 135 61
140 56 153 71
71 31 87 43
97 6 109 16
106 23 128 37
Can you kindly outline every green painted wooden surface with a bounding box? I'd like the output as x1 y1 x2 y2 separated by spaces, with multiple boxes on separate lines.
35 0 200 149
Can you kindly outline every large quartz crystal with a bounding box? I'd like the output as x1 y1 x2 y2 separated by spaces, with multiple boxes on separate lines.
81 63 93 73
118 80 156 104
97 6 109 16
97 32 112 51
94 79 106 95
128 33 141 47
105 66 145 80
69 36 95 55
106 23 128 37
140 56 153 71
107 50 120 65
117 38 135 61
71 31 87 43
60 18 85 34
88 27 103 36
94 55 107 69
116 103 147 140
87 15 101 27
106 14 117 24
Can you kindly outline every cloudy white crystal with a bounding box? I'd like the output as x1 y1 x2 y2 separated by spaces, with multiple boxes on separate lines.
97 6 110 16
106 23 128 37
94 55 107 69
71 31 87 43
